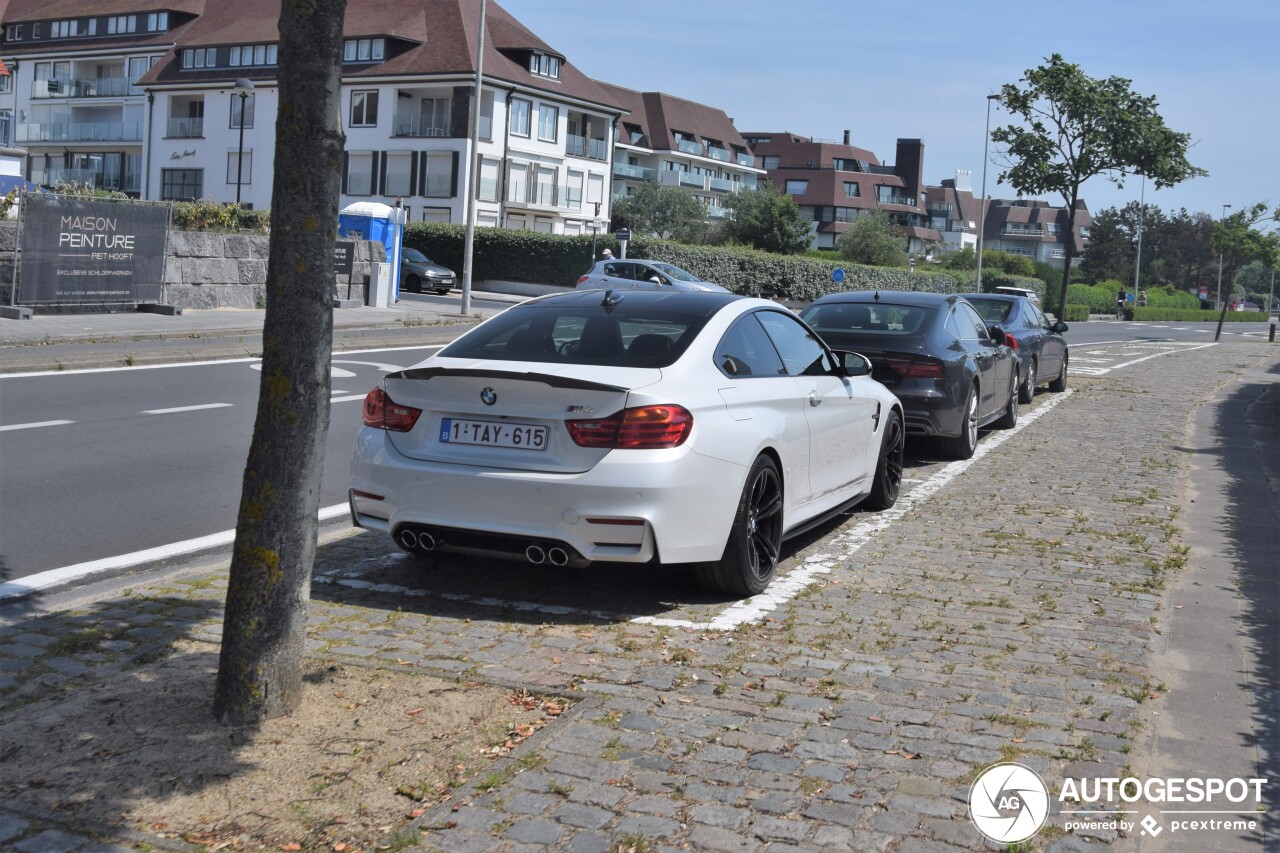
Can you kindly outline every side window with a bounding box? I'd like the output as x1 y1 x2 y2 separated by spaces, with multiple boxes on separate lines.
959 303 992 340
714 315 785 378
602 262 632 279
635 265 662 284
1031 303 1050 329
756 311 831 377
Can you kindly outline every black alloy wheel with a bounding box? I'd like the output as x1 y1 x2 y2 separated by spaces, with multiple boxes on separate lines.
940 383 979 460
1019 357 1037 404
994 371 1019 430
1048 355 1068 392
696 455 784 597
865 409 904 510
405 274 422 294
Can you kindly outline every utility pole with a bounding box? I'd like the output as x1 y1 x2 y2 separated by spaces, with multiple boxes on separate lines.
459 0 487 316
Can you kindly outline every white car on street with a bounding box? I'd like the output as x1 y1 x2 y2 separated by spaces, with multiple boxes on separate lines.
350 289 904 596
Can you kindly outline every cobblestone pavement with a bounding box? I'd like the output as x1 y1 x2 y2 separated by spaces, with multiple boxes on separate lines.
1 340 1276 852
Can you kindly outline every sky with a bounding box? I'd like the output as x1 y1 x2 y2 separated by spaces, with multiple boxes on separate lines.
501 0 1279 222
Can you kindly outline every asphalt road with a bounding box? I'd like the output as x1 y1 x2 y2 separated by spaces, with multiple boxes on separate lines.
2 317 1267 590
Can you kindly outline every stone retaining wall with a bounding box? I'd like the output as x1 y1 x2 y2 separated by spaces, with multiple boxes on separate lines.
0 221 385 311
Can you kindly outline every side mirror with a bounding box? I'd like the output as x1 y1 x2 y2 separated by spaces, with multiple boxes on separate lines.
833 350 872 377
649 276 664 285
1052 321 1069 334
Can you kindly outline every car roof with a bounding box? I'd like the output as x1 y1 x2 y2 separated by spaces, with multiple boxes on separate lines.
524 288 744 317
807 290 958 308
956 292 1021 302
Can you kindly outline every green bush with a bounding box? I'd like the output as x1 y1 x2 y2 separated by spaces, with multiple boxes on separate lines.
1067 283 1123 314
1142 286 1199 309
171 201 270 232
401 222 973 299
1131 308 1269 322
1063 304 1089 322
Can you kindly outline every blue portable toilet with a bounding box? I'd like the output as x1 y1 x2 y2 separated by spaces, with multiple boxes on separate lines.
338 201 407 304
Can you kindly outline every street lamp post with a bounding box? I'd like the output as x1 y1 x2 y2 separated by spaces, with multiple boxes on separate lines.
233 78 254 206
1215 203 1231 310
974 94 999 292
459 0 488 316
1133 175 1145 303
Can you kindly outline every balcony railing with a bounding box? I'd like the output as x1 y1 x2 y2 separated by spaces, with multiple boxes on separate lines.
708 176 732 192
1001 226 1044 237
613 162 657 182
32 76 131 99
565 134 608 160
392 114 450 138
879 195 916 207
17 121 144 143
34 167 142 193
166 117 204 138
506 180 580 209
735 153 755 167
678 172 706 189
707 206 731 219
707 147 730 163
675 138 702 156
928 202 953 212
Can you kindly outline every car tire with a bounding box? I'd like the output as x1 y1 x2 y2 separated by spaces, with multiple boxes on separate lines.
993 371 1019 430
864 409 904 511
405 274 422 294
1018 358 1037 404
434 287 451 295
940 383 979 460
1048 355 1068 392
695 454 784 597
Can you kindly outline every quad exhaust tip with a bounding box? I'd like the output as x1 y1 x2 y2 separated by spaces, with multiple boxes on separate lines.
525 545 546 564
547 547 569 567
397 528 437 552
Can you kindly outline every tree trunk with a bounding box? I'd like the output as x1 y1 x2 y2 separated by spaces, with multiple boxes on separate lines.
213 0 348 725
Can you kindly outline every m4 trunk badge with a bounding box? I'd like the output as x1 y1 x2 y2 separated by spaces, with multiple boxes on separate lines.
480 387 497 405
566 405 594 414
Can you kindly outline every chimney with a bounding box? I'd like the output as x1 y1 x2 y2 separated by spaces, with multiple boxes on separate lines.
954 169 972 193
843 130 850 145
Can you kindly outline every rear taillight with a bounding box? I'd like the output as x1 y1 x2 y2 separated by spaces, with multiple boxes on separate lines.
362 387 422 432
576 275 589 285
567 405 693 449
885 358 944 379
1003 336 1020 350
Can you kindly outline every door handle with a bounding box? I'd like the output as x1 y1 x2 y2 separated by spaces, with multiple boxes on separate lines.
808 391 822 407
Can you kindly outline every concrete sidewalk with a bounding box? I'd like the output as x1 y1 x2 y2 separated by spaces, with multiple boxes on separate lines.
0 292 525 373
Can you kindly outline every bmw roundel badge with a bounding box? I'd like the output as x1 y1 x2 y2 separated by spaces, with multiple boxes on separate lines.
480 387 497 406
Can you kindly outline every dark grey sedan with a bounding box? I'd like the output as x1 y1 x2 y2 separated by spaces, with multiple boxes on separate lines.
800 291 1019 459
400 247 457 295
959 294 1068 403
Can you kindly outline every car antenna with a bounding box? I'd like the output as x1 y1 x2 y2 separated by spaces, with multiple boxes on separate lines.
600 289 624 312
873 290 881 302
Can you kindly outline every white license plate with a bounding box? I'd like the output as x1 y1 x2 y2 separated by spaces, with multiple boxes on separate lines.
439 418 548 451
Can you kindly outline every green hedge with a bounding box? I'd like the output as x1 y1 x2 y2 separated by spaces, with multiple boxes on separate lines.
170 201 270 232
1063 304 1089 322
1131 308 1270 322
401 222 1045 301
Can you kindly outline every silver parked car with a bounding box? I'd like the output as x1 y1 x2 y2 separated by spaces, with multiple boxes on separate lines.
575 259 728 293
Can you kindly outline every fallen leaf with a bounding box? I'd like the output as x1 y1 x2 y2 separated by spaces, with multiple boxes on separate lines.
884 749 900 755
406 707 424 717
1012 737 1026 743
408 808 426 819
280 844 302 851
867 715 883 722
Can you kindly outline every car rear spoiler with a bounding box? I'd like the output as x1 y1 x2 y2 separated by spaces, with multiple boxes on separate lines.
385 366 628 393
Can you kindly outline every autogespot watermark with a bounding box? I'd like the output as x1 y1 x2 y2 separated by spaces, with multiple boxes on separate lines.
968 764 1269 844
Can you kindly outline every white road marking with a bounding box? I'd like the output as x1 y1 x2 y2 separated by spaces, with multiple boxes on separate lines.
142 403 234 415
0 504 351 602
635 390 1076 631
331 394 368 403
0 419 75 432
252 363 357 378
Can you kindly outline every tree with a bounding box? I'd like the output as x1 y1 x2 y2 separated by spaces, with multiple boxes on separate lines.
1078 202 1169 285
723 184 813 255
991 54 1206 321
1212 202 1280 337
213 0 348 725
1232 261 1270 304
836 209 907 267
611 183 707 242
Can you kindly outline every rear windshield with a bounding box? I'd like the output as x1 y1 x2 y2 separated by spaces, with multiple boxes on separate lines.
964 298 1014 325
439 302 713 367
801 302 933 336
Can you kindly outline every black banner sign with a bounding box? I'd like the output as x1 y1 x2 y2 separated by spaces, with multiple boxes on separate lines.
334 240 355 277
18 196 168 304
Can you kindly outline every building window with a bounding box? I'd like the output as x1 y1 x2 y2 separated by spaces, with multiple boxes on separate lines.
510 98 531 137
477 157 499 202
147 12 168 31
346 152 374 195
528 52 561 79
107 16 136 34
843 182 860 197
385 152 413 196
230 94 255 129
762 155 780 169
350 91 379 127
227 151 252 185
508 162 528 203
478 90 494 141
784 180 808 196
161 169 203 201
422 152 453 197
230 45 278 67
0 75 10 94
4 24 22 41
565 170 584 210
537 104 558 143
343 38 385 62
182 48 217 69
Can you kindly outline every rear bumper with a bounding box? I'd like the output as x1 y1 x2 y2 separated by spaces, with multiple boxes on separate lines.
350 427 745 564
890 383 960 438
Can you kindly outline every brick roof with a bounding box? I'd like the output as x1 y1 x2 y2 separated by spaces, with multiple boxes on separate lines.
594 81 750 154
